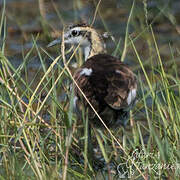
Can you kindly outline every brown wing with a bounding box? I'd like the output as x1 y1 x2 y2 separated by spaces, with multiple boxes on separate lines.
104 62 137 109
73 54 137 118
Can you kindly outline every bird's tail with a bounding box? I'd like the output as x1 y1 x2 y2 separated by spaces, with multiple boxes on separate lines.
115 109 130 127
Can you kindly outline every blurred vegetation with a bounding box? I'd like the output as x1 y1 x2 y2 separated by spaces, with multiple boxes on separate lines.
0 0 180 179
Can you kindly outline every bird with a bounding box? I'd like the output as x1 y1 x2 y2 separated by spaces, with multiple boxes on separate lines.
48 23 137 128
48 23 137 167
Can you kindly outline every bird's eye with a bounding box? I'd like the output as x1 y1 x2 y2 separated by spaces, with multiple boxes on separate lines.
71 30 78 37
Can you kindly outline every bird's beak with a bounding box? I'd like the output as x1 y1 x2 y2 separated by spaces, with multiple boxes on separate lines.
47 38 61 47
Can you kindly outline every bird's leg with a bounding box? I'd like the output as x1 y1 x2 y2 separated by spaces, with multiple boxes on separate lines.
87 122 94 166
83 109 94 170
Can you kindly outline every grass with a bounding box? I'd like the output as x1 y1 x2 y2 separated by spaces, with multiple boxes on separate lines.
0 0 180 179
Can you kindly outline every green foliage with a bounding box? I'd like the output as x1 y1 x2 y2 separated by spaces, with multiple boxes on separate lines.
0 0 180 179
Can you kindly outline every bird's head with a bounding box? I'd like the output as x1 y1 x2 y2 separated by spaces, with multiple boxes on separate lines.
48 23 106 60
63 23 91 46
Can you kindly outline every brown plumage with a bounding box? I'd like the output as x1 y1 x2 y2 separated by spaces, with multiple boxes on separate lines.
73 54 137 127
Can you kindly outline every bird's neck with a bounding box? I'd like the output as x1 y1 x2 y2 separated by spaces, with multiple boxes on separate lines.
84 31 106 61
